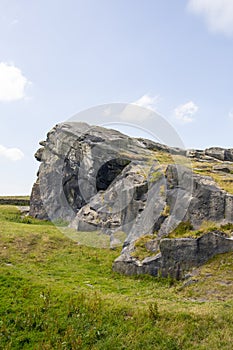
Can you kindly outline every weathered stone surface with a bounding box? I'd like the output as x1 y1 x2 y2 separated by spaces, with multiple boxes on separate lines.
113 232 233 279
205 147 233 161
30 122 233 233
72 161 233 241
30 122 233 278
137 138 186 156
156 164 233 236
205 147 226 161
225 194 233 223
113 252 162 277
186 147 233 162
29 122 153 222
159 232 233 278
213 164 233 173
69 161 167 247
29 180 49 219
186 149 204 159
113 165 233 278
34 147 44 162
225 149 233 161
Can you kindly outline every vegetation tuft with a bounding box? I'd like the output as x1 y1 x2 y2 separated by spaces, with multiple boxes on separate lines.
168 221 194 238
131 234 158 261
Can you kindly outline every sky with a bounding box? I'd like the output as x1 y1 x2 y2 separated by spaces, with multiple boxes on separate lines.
1 0 233 195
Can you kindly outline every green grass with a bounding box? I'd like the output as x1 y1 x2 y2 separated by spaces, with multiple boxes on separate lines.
168 221 194 238
168 220 233 239
0 196 30 206
191 160 233 194
1 205 233 349
0 196 30 200
131 234 159 261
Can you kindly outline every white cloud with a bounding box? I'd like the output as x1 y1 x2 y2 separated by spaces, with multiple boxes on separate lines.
187 0 233 36
120 94 159 122
174 101 198 123
0 62 30 101
133 94 159 111
0 145 24 161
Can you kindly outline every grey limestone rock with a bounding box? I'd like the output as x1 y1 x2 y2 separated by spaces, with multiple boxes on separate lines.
30 122 233 278
113 232 233 279
205 147 233 162
213 164 233 173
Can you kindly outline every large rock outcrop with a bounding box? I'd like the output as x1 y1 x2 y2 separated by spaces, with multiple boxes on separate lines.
29 122 157 222
30 122 233 278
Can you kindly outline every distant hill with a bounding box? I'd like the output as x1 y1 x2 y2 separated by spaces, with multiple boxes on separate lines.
0 196 30 206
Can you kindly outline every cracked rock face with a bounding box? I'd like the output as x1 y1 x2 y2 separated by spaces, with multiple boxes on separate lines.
30 122 188 237
30 122 233 277
29 122 154 224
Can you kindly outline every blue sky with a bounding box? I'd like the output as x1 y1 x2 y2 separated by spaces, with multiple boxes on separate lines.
0 0 233 195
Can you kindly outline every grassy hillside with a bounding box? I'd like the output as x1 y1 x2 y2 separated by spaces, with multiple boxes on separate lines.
0 205 233 349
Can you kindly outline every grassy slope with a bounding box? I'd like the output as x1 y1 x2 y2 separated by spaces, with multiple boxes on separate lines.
0 206 233 349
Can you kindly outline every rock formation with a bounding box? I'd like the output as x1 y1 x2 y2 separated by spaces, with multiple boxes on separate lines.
113 231 233 279
30 122 233 278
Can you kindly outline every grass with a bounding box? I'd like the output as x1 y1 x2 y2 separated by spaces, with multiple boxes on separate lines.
191 160 233 194
168 221 194 238
210 173 233 194
131 234 158 261
0 196 30 200
148 151 233 194
1 205 233 349
0 196 30 206
168 220 233 239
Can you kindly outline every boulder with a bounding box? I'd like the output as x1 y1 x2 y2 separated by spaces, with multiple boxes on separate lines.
213 164 233 173
205 147 226 161
113 232 233 279
157 164 233 235
205 147 233 162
